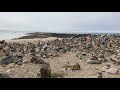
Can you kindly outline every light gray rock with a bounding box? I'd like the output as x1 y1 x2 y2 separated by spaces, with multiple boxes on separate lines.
106 68 119 75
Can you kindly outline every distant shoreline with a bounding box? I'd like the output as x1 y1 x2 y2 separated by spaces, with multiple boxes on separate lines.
15 32 120 40
0 31 120 40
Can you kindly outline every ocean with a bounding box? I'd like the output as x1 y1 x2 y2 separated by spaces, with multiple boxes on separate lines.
0 32 27 40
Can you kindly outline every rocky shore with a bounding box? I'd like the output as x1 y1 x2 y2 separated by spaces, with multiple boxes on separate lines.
0 32 120 78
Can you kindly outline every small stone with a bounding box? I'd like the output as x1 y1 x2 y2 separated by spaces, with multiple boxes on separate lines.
90 56 98 60
87 60 102 64
71 62 81 71
5 70 11 73
35 57 45 64
8 63 15 68
17 62 23 66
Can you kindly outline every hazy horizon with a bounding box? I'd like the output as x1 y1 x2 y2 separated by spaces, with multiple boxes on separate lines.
0 12 120 33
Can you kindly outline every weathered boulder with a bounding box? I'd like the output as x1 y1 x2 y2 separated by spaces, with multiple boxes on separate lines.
39 63 51 78
106 68 119 75
31 56 45 64
0 55 15 65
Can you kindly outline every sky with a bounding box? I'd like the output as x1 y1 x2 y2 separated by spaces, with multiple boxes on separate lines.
0 12 120 33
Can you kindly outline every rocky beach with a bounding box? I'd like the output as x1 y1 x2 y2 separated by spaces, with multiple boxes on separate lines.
0 32 120 78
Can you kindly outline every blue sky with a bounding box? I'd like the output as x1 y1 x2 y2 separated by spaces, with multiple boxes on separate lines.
0 12 120 33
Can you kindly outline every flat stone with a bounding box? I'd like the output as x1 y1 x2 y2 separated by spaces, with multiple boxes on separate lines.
106 68 119 75
87 60 102 64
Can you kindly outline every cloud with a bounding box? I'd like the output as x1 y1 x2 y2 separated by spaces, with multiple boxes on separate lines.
0 12 120 33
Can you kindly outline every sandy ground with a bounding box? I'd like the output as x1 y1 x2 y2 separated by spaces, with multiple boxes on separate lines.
5 37 62 44
1 51 120 78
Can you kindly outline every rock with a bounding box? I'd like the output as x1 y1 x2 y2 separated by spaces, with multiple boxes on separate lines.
13 59 22 64
106 68 119 75
31 55 45 64
8 63 15 68
5 70 11 73
71 62 81 71
40 63 51 78
0 55 15 65
98 54 104 58
104 50 114 57
16 61 23 66
16 53 23 58
81 52 87 56
35 57 45 64
31 56 37 63
0 51 5 57
0 73 10 78
98 58 107 62
101 66 110 72
0 40 5 44
87 60 102 64
90 56 98 60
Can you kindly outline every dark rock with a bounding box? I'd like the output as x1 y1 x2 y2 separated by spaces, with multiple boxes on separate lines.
31 56 37 63
71 62 81 71
35 57 45 64
0 73 11 78
31 56 45 64
0 55 15 65
40 63 51 78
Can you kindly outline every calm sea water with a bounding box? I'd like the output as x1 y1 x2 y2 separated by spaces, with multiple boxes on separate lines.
0 32 27 40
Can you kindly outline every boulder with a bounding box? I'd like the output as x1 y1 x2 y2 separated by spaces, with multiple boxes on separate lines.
35 57 45 64
106 68 119 75
31 56 45 64
0 55 15 65
40 63 51 78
